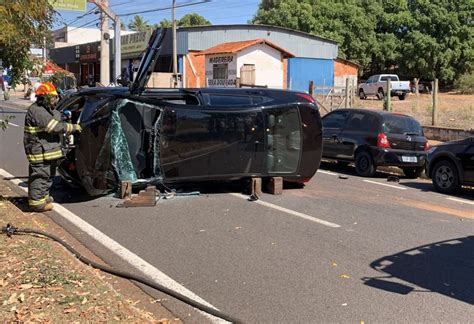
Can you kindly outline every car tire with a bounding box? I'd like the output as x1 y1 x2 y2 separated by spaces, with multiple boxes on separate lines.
359 89 366 100
432 160 461 194
402 166 424 179
398 93 407 100
377 88 384 100
355 151 376 177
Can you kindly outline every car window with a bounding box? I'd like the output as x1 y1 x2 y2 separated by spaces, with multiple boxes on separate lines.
265 107 301 173
346 113 379 132
202 94 271 107
380 75 399 82
322 111 349 129
383 115 423 135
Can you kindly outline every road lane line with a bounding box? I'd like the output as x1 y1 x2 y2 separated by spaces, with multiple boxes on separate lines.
230 193 341 228
0 168 223 323
317 170 338 176
447 197 474 205
363 179 407 190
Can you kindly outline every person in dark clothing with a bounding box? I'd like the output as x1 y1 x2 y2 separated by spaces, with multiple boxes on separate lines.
23 82 81 212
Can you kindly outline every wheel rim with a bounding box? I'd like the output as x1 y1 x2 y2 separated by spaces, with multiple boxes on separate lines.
435 165 454 189
359 156 369 171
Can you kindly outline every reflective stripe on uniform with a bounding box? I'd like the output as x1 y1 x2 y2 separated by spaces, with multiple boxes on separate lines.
24 126 44 134
66 123 72 133
29 196 48 206
45 119 59 133
26 149 63 162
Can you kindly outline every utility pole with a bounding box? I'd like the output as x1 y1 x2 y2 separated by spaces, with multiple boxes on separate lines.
88 0 121 85
172 0 178 88
99 0 110 86
43 36 47 63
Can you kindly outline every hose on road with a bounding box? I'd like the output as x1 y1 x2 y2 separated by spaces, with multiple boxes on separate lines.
1 223 242 323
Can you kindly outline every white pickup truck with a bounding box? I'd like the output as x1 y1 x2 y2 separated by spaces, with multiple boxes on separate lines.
358 74 410 100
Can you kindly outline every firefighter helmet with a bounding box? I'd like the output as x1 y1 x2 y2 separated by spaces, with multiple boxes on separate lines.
35 82 58 97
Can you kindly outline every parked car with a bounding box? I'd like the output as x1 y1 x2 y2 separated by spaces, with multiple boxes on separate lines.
56 29 323 196
426 137 474 194
359 74 411 100
321 109 428 177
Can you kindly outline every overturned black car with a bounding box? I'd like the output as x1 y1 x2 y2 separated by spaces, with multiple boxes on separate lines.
56 29 323 196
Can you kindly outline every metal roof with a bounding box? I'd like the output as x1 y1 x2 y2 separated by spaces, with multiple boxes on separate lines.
175 24 338 60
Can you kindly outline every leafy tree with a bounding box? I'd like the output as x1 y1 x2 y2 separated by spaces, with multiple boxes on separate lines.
152 13 211 30
178 13 211 27
127 15 151 32
252 0 474 84
0 0 54 86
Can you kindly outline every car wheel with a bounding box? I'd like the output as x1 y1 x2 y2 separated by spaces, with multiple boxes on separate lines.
403 166 424 179
377 88 385 100
432 160 461 194
355 151 376 177
359 89 366 100
398 93 407 100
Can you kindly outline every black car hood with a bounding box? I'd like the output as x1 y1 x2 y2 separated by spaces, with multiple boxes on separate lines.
437 137 473 148
129 28 167 95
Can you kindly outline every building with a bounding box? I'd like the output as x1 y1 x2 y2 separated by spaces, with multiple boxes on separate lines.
50 24 357 89
53 26 136 48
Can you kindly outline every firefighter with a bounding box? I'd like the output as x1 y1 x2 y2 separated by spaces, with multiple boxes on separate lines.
23 82 81 212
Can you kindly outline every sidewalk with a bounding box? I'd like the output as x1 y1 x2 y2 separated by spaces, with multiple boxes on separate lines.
0 179 180 323
1 91 32 110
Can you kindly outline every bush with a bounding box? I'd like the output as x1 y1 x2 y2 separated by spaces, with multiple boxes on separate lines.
454 73 474 94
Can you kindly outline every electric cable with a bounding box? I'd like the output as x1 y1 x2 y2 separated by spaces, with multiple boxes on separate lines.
1 223 241 324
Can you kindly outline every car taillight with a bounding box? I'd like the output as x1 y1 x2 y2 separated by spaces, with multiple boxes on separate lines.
296 93 315 104
377 133 391 149
424 142 430 151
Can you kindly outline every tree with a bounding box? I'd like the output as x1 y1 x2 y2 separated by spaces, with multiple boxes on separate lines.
152 13 211 30
127 15 151 32
0 0 54 86
177 13 211 27
252 0 474 84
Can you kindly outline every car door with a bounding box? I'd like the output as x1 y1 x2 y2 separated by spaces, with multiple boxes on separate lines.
366 76 378 95
338 112 379 159
321 110 350 158
458 138 474 183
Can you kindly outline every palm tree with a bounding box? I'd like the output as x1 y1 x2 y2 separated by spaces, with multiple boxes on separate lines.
127 15 150 32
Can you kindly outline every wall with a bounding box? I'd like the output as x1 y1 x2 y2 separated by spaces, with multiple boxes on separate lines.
422 126 474 142
334 59 358 90
287 58 334 93
185 53 205 88
204 53 237 87
236 44 284 89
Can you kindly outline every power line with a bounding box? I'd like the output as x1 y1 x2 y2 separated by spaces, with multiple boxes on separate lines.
67 18 101 33
118 0 212 17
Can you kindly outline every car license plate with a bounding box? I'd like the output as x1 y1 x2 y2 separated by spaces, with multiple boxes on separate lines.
402 156 417 163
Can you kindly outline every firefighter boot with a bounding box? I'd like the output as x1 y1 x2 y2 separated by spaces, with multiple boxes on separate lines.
30 203 54 212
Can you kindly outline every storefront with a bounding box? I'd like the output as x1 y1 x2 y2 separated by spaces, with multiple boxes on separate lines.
79 42 100 86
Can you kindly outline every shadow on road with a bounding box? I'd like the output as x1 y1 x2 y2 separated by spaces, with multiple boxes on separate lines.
319 160 402 179
363 236 474 305
400 182 474 200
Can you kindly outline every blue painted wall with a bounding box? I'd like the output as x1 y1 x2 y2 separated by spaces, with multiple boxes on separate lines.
288 58 334 93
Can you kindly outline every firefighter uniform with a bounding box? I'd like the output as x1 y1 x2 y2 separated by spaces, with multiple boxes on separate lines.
23 82 80 211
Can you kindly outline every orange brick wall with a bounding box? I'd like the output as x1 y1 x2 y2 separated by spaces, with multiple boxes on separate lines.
185 52 205 88
334 59 358 77
282 57 288 89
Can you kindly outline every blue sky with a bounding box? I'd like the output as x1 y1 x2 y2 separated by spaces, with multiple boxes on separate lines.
53 0 261 30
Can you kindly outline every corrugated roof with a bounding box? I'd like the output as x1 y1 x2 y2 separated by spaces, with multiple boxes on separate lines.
199 38 295 57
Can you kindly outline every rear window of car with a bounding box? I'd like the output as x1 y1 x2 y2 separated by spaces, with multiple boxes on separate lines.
383 115 423 135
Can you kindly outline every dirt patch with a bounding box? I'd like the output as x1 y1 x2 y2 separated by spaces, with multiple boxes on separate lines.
319 92 473 130
0 180 180 323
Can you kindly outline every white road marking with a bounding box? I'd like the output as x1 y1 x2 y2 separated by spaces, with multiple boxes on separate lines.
230 193 341 228
317 170 338 176
363 179 407 190
447 197 474 205
0 168 223 323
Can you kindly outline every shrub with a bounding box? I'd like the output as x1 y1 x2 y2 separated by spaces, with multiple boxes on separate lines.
454 73 474 94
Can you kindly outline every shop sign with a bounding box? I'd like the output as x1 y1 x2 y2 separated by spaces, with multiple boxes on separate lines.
205 54 237 88
49 0 87 12
121 32 152 56
79 43 99 62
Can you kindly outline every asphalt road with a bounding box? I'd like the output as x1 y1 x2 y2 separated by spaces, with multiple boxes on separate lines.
1 103 473 323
